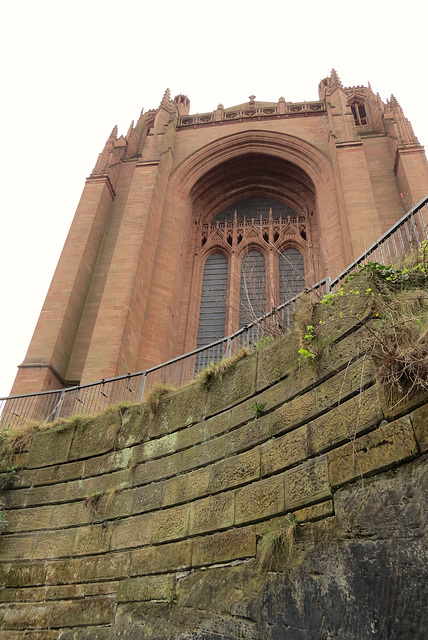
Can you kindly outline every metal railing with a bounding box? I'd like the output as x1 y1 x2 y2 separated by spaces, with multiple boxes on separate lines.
1 194 427 429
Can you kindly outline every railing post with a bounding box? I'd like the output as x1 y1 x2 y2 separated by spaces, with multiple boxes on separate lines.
138 372 147 402
225 337 232 359
325 276 331 295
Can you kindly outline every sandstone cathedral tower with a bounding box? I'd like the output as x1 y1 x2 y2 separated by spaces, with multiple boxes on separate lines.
12 70 428 395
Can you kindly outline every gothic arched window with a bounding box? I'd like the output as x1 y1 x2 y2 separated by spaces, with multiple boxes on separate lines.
279 248 305 301
240 250 266 327
197 252 229 348
351 103 368 126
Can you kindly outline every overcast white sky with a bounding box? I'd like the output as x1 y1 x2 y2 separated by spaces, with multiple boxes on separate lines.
1 0 427 397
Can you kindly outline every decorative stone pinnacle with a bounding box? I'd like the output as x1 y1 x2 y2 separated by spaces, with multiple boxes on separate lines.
249 95 256 102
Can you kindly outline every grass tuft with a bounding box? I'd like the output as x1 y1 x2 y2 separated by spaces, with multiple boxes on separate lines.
195 347 251 389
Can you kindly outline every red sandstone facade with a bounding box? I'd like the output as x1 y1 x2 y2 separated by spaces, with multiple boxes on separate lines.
11 70 428 395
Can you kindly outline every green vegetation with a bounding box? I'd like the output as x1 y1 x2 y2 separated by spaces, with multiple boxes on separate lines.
196 347 250 389
254 335 275 349
250 401 266 418
258 514 297 570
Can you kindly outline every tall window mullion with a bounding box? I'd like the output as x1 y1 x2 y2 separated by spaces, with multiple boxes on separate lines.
279 248 305 302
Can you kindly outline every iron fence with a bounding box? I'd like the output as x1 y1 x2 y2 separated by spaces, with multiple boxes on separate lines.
1 194 427 429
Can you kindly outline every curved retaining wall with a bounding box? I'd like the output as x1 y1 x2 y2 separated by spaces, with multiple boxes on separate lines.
0 293 427 639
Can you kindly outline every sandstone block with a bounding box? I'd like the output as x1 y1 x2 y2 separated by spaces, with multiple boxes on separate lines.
272 390 317 436
116 404 152 449
328 416 419 488
256 331 300 391
315 359 375 413
5 505 53 533
261 426 308 476
148 383 206 437
109 513 153 550
181 434 228 472
176 421 205 450
285 457 331 510
204 410 231 439
32 529 75 560
26 425 75 469
192 527 256 567
152 504 189 543
68 413 120 460
411 403 428 452
130 540 192 576
211 448 260 493
132 483 163 514
188 492 234 536
228 413 271 452
83 447 134 478
0 561 47 588
205 353 257 416
308 385 383 455
132 452 181 486
235 475 285 524
117 574 175 602
73 523 111 556
163 467 211 507
34 460 83 486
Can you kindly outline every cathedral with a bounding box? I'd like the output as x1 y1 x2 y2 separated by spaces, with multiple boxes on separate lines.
11 70 428 395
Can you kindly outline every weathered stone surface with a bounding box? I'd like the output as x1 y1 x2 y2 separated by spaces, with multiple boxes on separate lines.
285 457 331 510
152 504 189 543
31 529 76 560
328 416 419 487
5 505 53 533
148 383 207 437
316 327 365 378
109 513 153 550
132 482 163 514
130 540 192 576
181 434 228 472
188 493 234 535
315 358 375 413
0 596 115 629
68 414 120 460
211 448 260 493
256 331 300 391
230 377 294 428
235 475 285 524
176 421 205 450
26 425 75 469
117 574 175 602
261 425 307 476
272 390 317 436
203 410 231 440
163 467 211 507
116 403 151 449
308 384 383 455
192 527 256 567
132 452 181 486
45 551 130 585
133 431 179 463
228 413 271 452
34 460 84 486
205 353 257 415
0 561 47 588
410 402 428 453
83 447 134 478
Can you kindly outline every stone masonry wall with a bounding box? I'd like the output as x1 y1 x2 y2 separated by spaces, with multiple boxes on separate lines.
0 291 427 638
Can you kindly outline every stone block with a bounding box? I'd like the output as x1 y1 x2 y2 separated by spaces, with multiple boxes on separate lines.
73 523 111 556
328 416 419 488
117 574 175 602
45 551 130 585
180 434 228 473
152 504 189 543
133 432 179 463
130 540 192 576
315 359 375 413
261 425 308 476
49 501 92 529
163 467 211 507
0 561 47 588
0 597 115 630
32 529 76 560
68 413 120 460
5 505 53 533
192 527 256 567
285 457 331 510
116 404 152 449
85 469 131 496
411 403 428 452
83 447 134 478
94 486 135 520
308 385 383 456
176 421 205 450
228 413 271 452
204 410 231 439
379 383 428 421
272 390 317 436
109 513 153 550
26 425 75 469
132 452 181 486
211 448 260 493
188 492 234 536
34 460 83 486
256 331 300 391
148 383 206 437
205 353 257 416
235 475 285 524
316 328 364 378
132 483 163 514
